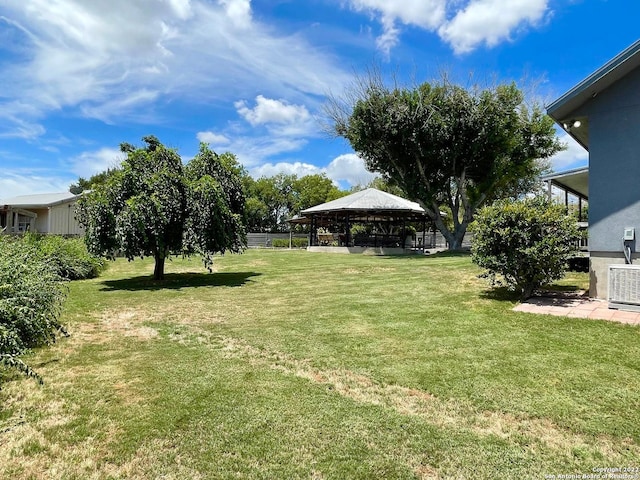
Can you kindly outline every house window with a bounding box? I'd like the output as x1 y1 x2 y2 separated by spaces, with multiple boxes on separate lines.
17 214 32 232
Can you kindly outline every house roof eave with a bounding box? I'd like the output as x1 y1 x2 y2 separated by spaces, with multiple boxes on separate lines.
542 166 589 199
546 39 640 151
547 39 640 120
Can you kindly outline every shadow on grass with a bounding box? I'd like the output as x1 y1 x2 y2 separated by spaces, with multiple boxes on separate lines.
380 250 472 261
33 358 61 368
543 284 587 294
100 271 261 291
480 284 586 303
428 249 471 257
480 287 521 302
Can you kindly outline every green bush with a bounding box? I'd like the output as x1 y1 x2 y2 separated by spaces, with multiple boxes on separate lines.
350 224 369 236
271 237 308 248
471 196 580 300
23 233 105 280
0 236 69 384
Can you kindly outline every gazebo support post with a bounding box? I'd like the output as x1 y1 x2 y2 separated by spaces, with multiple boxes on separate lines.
402 218 406 249
345 214 351 246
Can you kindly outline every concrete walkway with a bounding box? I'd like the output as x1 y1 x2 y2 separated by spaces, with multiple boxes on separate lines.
514 292 640 326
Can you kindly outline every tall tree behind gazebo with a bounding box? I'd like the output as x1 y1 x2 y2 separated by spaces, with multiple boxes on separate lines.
327 75 562 249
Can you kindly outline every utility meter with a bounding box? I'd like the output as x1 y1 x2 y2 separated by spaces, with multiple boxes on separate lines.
624 227 635 241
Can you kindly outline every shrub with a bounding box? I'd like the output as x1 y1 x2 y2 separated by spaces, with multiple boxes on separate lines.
271 239 288 248
294 237 309 248
405 225 417 238
0 325 43 384
23 233 105 280
271 237 308 248
0 236 68 384
471 196 580 300
350 224 369 236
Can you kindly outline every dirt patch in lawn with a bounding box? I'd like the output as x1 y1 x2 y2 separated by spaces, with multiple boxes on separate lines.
69 308 159 345
342 266 397 275
0 379 121 480
102 309 159 340
102 438 204 480
214 334 639 463
71 302 229 346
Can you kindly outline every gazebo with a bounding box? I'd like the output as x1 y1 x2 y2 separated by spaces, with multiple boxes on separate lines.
290 188 433 254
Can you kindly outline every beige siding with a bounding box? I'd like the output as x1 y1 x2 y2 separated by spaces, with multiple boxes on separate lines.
48 202 84 235
32 208 48 233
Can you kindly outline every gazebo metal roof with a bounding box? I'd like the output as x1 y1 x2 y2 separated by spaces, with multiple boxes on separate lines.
300 188 425 217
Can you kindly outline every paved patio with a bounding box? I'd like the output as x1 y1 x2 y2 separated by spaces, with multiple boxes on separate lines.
514 292 640 326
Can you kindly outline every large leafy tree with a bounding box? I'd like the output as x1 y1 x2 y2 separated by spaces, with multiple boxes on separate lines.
291 174 344 213
243 173 346 232
252 174 295 232
76 136 246 280
329 77 562 249
69 168 119 194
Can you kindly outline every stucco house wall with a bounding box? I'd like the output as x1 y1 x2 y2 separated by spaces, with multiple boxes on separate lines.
547 40 640 300
587 67 640 251
584 66 640 297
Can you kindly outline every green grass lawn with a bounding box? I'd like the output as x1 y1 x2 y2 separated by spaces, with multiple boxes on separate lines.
1 249 639 479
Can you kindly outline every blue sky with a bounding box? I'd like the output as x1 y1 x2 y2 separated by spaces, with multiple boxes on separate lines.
0 0 638 200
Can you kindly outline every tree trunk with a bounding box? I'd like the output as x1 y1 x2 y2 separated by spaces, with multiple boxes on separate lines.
154 252 166 281
451 223 469 250
448 235 463 250
440 222 468 250
521 283 535 301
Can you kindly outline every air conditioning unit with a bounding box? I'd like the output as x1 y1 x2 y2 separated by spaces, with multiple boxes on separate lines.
609 265 640 311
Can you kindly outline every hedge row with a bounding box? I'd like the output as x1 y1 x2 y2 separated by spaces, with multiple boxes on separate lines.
271 237 309 248
0 235 104 384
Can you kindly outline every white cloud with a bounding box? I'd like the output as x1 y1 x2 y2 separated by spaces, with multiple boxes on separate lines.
348 0 446 55
0 117 46 140
67 147 124 178
325 153 379 186
0 0 351 137
230 137 309 168
196 131 231 145
196 129 310 170
234 95 319 137
352 0 447 28
0 171 75 200
439 0 549 54
250 161 322 179
249 153 378 188
347 0 551 55
80 89 161 124
0 100 47 139
218 0 251 28
236 95 311 126
168 0 193 20
549 132 588 172
375 17 402 54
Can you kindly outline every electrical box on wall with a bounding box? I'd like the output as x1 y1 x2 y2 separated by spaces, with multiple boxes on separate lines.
624 227 635 241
